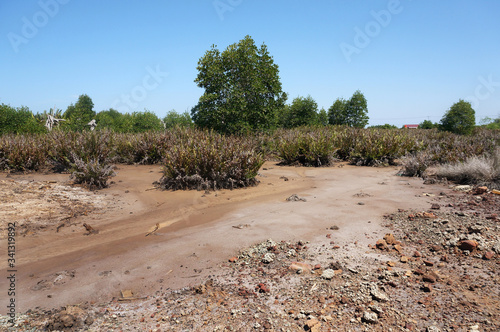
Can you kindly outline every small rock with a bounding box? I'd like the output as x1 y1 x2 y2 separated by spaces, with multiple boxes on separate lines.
430 244 441 252
58 314 76 328
473 186 488 195
286 194 306 202
483 251 495 260
458 240 478 251
370 284 389 302
383 233 396 245
400 256 409 263
493 242 500 254
426 326 441 332
387 261 396 267
376 239 388 250
431 203 440 210
394 244 403 253
422 274 436 283
453 185 472 192
255 283 270 293
468 324 480 332
467 225 484 234
413 270 424 278
423 260 434 266
229 257 238 263
413 251 422 258
362 311 378 324
305 318 320 329
262 253 275 264
321 269 336 280
288 262 311 274
422 284 433 292
369 305 383 314
84 316 94 325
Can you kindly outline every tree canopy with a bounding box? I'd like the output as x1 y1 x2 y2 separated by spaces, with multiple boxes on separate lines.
440 99 475 135
328 90 369 128
0 104 45 134
63 94 96 131
192 35 287 134
419 119 439 129
163 110 193 128
282 95 319 128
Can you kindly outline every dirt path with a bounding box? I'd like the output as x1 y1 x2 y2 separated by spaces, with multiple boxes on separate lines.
1 162 436 312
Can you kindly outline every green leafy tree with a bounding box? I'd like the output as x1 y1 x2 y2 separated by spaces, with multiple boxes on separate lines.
192 35 287 134
163 110 193 128
369 124 398 129
419 119 438 129
284 95 318 128
316 108 329 126
345 90 369 128
130 110 163 133
328 98 347 125
0 104 45 134
277 104 291 128
440 99 475 135
480 116 500 130
328 91 369 128
95 108 131 132
63 94 96 131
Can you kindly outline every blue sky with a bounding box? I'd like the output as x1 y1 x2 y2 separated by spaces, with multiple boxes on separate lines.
1 0 499 126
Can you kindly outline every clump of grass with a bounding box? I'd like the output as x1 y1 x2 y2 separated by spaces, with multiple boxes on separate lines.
70 153 116 189
156 129 264 190
435 148 500 189
400 151 433 177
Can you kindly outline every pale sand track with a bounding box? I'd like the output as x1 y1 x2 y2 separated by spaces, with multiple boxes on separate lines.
0 162 436 311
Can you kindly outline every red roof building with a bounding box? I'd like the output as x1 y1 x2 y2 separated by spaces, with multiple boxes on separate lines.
403 124 419 129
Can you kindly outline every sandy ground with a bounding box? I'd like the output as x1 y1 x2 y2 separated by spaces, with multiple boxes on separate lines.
0 161 436 314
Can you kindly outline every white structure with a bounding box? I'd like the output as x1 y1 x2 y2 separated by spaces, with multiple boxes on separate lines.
88 119 97 131
45 114 65 131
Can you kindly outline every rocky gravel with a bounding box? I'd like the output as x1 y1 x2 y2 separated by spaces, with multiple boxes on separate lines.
2 186 499 331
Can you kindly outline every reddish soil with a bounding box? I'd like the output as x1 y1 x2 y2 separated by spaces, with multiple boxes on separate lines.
1 163 499 331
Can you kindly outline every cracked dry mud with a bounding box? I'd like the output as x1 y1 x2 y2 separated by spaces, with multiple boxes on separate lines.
0 163 499 331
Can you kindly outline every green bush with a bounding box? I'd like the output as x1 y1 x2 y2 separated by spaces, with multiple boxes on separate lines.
0 104 46 135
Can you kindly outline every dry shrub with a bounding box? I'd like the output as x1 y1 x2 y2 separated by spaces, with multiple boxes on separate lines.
435 148 500 189
70 153 116 189
274 127 335 166
156 129 264 190
400 152 433 177
0 134 48 171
